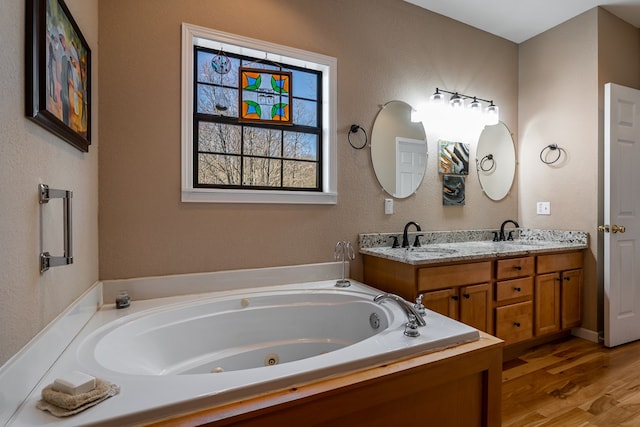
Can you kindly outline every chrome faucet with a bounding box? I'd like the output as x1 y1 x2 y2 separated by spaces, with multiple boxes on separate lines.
374 293 427 334
402 221 422 248
498 219 520 241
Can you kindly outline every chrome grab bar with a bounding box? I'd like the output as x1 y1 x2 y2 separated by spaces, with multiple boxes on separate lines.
39 184 73 273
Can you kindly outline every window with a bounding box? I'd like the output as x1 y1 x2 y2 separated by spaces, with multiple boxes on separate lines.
181 24 337 204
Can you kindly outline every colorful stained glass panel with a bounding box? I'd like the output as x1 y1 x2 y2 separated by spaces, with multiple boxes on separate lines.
239 67 292 125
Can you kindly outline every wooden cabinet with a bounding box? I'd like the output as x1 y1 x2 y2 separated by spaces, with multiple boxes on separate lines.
494 257 534 345
420 262 492 333
535 252 583 336
423 283 492 332
363 248 584 352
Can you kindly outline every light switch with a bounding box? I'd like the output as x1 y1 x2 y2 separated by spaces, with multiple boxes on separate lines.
384 198 393 215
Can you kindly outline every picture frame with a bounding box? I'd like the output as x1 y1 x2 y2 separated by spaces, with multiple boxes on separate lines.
238 67 293 125
26 0 91 152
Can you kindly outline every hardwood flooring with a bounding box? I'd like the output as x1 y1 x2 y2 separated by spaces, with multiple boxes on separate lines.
502 337 640 426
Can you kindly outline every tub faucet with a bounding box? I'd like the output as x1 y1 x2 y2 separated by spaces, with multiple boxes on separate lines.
374 293 427 331
499 219 520 241
402 221 422 248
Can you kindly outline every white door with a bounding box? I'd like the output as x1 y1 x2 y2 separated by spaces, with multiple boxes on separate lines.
395 137 427 198
604 83 640 347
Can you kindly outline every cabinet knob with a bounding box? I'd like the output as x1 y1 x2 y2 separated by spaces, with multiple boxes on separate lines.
451 295 459 301
564 276 571 281
514 322 521 327
463 293 470 299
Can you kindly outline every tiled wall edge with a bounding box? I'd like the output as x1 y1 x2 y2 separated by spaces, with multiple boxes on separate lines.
0 282 103 426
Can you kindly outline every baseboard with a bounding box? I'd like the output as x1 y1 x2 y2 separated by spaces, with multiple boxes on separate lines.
571 327 600 343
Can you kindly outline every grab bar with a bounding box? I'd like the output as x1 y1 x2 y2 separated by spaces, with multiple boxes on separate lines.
39 184 73 273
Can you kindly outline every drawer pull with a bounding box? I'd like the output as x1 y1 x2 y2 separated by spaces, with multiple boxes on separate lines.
514 287 521 292
463 293 470 299
514 265 522 270
514 322 521 327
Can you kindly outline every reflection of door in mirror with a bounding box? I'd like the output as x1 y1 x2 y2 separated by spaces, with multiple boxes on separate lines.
371 101 427 198
396 137 427 198
476 122 516 201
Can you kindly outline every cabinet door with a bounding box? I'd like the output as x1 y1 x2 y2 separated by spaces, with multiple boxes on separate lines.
562 269 583 329
459 283 491 333
535 273 561 335
422 288 459 319
495 301 533 345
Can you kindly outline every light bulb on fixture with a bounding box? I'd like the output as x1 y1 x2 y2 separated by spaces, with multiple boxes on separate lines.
468 97 482 113
430 89 445 104
485 101 499 125
449 93 464 108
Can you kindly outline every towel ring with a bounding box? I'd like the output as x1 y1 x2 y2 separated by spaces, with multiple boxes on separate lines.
539 144 563 165
479 154 495 172
348 124 368 150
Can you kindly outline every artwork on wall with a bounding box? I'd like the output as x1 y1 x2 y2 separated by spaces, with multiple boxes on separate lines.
238 67 292 125
443 174 465 206
438 141 469 175
26 0 91 152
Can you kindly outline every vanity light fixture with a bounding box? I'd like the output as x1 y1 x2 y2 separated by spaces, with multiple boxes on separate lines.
430 88 499 125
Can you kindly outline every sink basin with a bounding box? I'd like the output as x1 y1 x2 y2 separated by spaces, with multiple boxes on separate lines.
406 247 458 254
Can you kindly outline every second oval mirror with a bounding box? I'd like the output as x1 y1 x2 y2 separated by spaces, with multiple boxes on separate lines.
371 101 428 198
476 122 515 201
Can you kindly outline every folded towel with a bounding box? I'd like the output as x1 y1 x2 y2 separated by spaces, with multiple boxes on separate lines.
37 378 120 417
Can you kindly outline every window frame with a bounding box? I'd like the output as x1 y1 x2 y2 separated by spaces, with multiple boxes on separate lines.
181 23 337 204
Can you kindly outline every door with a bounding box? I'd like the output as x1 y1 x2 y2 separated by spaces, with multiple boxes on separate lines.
535 273 560 336
604 83 640 347
561 269 583 329
459 283 491 332
395 137 427 198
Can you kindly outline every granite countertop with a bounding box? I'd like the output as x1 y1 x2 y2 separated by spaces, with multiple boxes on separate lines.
358 229 589 266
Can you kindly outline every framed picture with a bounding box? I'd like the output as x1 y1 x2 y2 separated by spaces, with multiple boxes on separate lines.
238 67 292 125
26 0 91 152
438 140 470 175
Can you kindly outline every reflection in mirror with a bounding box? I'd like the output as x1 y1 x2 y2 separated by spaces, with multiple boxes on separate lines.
476 122 516 201
371 101 427 198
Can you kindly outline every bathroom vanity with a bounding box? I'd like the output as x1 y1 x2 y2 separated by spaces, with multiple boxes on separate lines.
360 229 588 356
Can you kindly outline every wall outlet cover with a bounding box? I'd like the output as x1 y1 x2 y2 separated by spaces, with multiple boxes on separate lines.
537 201 551 215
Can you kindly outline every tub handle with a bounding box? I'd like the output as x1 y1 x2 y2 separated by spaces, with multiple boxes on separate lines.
39 184 73 273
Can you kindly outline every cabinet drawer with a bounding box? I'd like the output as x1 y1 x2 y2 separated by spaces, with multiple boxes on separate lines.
496 277 533 302
537 251 583 274
495 301 533 345
418 261 491 292
496 257 534 279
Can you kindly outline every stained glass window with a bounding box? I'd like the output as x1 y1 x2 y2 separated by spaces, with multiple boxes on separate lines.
193 47 321 191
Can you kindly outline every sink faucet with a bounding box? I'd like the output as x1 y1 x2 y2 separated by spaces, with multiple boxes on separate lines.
498 219 520 241
373 293 427 328
402 221 422 248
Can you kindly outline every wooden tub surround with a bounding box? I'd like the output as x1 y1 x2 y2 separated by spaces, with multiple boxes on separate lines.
149 332 503 427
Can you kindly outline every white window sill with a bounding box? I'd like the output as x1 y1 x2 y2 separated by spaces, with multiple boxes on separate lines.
181 188 337 204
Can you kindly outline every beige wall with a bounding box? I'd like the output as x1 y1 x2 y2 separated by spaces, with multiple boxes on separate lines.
98 0 518 281
519 8 640 334
519 9 599 332
0 0 99 366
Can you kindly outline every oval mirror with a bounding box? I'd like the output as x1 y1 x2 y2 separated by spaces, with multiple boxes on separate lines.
371 101 428 198
476 122 515 201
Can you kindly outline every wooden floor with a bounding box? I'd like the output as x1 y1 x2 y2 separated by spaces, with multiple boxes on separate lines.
502 336 640 426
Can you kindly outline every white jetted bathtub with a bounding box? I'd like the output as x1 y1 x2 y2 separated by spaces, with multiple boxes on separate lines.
9 274 479 426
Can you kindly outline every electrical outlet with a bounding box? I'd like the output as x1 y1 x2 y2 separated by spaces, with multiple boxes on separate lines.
384 198 393 215
537 201 551 215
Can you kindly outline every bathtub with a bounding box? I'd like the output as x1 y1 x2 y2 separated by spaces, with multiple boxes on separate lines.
9 276 479 426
